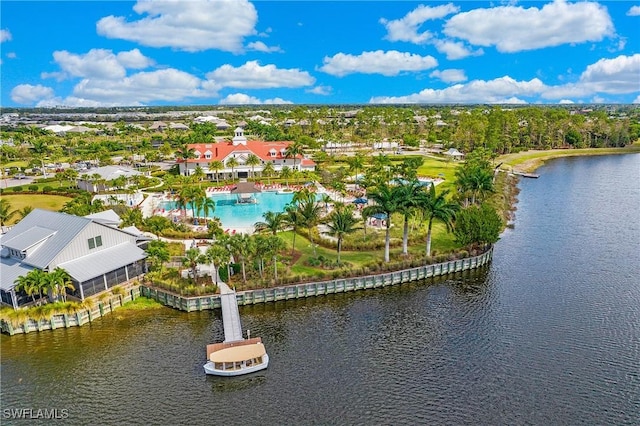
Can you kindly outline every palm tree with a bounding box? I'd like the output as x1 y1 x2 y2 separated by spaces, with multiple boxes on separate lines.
394 180 424 256
415 185 459 257
14 273 38 306
280 166 292 186
254 211 286 235
176 144 196 162
284 203 304 256
228 233 254 284
371 154 392 180
146 240 170 272
252 234 269 279
192 165 205 186
179 186 206 223
144 215 172 239
31 269 49 305
296 194 323 257
182 248 205 282
262 162 275 184
0 199 17 226
226 157 239 181
265 235 286 281
120 207 143 227
48 267 74 302
347 152 366 187
320 194 333 213
326 205 361 263
246 154 261 179
200 196 216 220
455 166 494 206
17 206 34 220
363 182 399 263
285 140 305 172
204 244 229 286
209 160 224 184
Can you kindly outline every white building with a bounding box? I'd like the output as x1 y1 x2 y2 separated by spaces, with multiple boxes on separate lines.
1 209 149 308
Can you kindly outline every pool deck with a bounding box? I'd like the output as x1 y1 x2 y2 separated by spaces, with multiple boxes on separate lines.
139 182 370 235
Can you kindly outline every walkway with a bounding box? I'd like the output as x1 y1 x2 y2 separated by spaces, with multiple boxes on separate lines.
218 281 244 343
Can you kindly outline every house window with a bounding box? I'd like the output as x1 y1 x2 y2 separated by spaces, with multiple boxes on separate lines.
88 235 103 249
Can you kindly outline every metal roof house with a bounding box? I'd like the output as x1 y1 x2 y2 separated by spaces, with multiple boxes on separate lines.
0 209 148 309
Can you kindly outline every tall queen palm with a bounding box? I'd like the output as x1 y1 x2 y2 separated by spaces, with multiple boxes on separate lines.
394 180 424 256
363 182 398 263
416 184 459 257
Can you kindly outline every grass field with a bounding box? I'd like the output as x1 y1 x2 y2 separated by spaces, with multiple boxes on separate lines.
1 194 72 224
498 144 640 173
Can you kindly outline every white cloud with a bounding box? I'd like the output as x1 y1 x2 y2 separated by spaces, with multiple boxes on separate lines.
247 41 282 53
319 50 438 77
369 54 640 104
380 4 459 44
626 5 640 16
6 52 16 59
11 84 55 104
205 61 314 89
633 95 640 104
434 39 483 60
116 49 155 69
43 49 154 81
96 0 258 53
36 96 124 108
370 76 545 104
71 69 210 105
542 54 640 98
429 69 467 83
0 29 11 43
559 99 574 104
307 85 332 95
578 54 640 94
264 98 293 105
219 93 292 105
444 0 614 52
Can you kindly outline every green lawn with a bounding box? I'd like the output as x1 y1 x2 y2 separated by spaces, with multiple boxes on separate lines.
1 194 72 224
498 144 640 172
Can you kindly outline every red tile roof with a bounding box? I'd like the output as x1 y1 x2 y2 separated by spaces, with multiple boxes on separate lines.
178 141 315 165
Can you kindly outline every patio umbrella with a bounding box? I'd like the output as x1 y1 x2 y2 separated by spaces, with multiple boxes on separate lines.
371 213 387 220
353 197 368 204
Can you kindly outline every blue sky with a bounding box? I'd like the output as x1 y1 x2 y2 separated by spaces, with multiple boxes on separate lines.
1 0 639 107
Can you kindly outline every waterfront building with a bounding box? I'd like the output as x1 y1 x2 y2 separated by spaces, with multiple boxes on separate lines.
0 209 149 308
177 127 315 179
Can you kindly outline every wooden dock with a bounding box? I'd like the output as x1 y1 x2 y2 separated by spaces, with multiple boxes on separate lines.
512 171 539 179
218 282 244 343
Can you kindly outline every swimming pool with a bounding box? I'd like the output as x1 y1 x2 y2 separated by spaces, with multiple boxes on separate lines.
160 191 298 229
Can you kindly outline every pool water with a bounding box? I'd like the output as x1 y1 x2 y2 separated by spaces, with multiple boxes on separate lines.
160 191 298 229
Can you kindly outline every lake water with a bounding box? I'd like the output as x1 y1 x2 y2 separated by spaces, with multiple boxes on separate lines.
2 154 639 425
